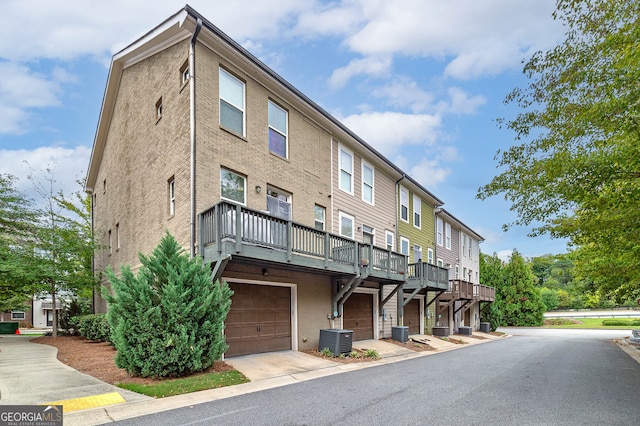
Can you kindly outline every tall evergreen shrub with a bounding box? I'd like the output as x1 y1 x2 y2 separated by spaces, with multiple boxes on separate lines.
105 232 232 378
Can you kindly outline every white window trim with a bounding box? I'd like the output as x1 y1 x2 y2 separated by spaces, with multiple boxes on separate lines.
168 178 176 216
445 223 451 250
314 204 325 231
220 168 247 205
413 194 421 229
413 244 422 263
427 247 434 264
268 99 288 158
362 224 375 245
437 258 444 267
400 186 409 223
400 236 410 256
338 211 355 239
361 160 375 205
11 311 25 320
219 67 246 136
385 230 395 251
455 265 460 279
338 144 354 195
437 217 444 246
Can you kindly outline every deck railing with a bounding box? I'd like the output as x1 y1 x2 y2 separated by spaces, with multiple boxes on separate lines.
199 201 407 275
406 262 449 286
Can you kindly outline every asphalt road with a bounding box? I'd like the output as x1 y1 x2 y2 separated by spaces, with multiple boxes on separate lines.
115 329 640 425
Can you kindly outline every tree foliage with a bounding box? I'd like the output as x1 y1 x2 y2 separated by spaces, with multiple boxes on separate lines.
481 251 545 327
105 232 233 378
478 0 640 301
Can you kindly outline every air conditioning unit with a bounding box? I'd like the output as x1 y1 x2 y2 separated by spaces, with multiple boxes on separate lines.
319 329 353 355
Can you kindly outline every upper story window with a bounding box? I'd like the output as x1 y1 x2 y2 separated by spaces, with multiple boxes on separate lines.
268 100 288 158
115 223 120 251
155 97 163 122
413 195 421 228
168 176 175 216
455 265 460 279
219 68 245 136
339 211 354 239
400 187 409 222
400 236 410 256
314 204 325 231
339 145 354 194
462 233 468 257
427 247 434 264
445 223 451 250
385 231 394 251
180 61 189 86
266 186 292 220
437 217 444 246
362 161 374 204
220 168 246 204
467 236 473 258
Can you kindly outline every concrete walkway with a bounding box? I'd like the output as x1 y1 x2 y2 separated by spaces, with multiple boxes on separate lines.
0 332 506 425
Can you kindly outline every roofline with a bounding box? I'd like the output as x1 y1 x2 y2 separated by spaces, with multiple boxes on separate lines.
437 208 484 242
86 4 444 206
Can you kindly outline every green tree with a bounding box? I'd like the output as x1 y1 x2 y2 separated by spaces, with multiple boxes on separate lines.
479 253 505 330
500 250 545 326
105 232 233 378
477 0 640 301
540 287 560 311
26 172 97 337
0 174 39 313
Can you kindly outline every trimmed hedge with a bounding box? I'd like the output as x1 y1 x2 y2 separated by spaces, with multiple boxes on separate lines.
601 318 640 327
73 314 111 342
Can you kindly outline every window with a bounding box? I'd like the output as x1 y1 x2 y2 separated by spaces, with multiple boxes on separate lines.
180 61 189 85
463 267 468 280
268 100 288 158
108 229 112 254
400 237 410 256
103 179 106 194
413 195 421 228
339 146 353 194
314 205 325 231
219 68 245 136
427 247 434 264
115 223 120 251
413 244 422 263
362 161 374 204
11 311 25 320
266 187 292 220
462 233 468 257
437 258 444 267
445 223 451 250
156 97 163 121
468 236 473 258
400 187 409 222
362 225 374 245
385 231 394 251
220 168 246 204
455 265 460 279
437 217 444 246
168 177 175 216
339 212 354 239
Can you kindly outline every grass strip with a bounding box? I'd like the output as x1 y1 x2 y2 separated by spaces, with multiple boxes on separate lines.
117 370 249 398
543 317 640 329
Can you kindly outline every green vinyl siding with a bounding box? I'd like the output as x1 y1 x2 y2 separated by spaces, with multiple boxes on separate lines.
397 189 436 263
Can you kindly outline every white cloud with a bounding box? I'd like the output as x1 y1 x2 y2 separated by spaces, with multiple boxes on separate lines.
340 111 441 157
0 146 91 199
372 77 435 113
407 158 451 188
328 56 392 89
0 62 62 134
438 87 486 115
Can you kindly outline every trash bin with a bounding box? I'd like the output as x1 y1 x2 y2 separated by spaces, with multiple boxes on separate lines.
0 322 19 334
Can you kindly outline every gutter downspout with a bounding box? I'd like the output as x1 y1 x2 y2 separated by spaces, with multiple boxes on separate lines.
189 18 202 258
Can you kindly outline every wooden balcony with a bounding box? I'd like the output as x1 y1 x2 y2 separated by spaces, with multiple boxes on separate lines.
438 279 495 302
199 202 407 282
404 262 450 291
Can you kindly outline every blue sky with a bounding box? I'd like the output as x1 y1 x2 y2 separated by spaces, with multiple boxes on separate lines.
0 0 568 260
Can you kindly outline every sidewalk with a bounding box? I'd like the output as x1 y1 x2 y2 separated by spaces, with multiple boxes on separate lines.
0 332 506 425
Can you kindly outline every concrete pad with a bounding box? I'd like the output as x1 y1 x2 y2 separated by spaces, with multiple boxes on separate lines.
225 350 337 382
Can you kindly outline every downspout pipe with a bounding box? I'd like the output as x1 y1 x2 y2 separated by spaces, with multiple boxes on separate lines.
189 18 202 258
394 174 405 326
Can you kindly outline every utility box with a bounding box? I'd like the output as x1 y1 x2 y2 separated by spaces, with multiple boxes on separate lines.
0 322 19 334
392 326 409 343
458 326 472 336
480 322 491 333
432 326 449 337
319 329 353 355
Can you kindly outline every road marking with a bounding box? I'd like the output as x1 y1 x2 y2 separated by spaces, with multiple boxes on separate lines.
42 391 126 412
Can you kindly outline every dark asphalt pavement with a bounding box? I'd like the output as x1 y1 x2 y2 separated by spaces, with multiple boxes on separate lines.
114 329 640 425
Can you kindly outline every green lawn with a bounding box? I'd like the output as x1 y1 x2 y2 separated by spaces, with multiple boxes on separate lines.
543 317 640 329
117 370 249 398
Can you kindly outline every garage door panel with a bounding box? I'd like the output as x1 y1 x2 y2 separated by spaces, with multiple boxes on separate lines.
343 293 374 341
226 283 292 357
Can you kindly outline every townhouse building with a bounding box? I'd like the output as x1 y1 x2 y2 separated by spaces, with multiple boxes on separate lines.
85 5 492 358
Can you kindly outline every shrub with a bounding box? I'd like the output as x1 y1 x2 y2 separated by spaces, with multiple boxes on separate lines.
75 314 111 342
105 232 233 378
59 298 91 333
